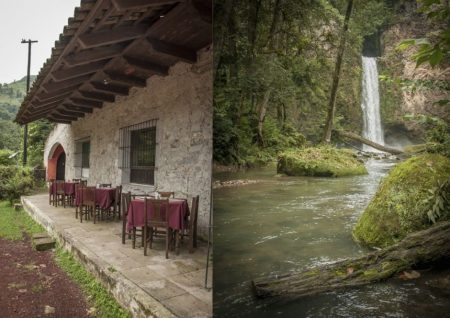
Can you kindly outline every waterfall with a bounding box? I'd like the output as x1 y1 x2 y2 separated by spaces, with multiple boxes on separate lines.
360 56 384 152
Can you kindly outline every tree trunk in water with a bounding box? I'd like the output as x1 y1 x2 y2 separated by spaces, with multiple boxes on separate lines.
253 221 450 299
257 89 272 147
334 130 404 155
322 0 354 143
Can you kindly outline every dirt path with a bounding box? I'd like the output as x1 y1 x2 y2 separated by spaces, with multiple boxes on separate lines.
0 237 90 318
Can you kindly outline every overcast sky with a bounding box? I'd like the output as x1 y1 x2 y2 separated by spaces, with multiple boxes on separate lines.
0 0 80 84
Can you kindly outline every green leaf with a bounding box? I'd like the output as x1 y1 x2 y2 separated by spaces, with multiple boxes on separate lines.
433 99 450 106
429 48 443 67
397 39 416 51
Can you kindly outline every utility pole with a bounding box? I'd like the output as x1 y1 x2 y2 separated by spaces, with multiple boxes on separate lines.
21 39 38 166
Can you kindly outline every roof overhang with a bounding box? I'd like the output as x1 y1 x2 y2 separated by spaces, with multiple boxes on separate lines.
15 0 212 125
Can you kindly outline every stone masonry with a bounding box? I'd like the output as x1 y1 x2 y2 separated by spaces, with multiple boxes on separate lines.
44 49 212 237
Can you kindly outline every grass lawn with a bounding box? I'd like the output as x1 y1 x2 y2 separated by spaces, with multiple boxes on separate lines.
0 201 131 318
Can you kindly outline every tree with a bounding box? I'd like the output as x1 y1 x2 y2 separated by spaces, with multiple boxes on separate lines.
322 0 354 143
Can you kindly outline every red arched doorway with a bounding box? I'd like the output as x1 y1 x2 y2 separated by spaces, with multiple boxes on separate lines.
47 144 66 180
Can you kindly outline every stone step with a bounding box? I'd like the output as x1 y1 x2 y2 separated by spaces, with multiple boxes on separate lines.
33 237 56 251
32 232 50 240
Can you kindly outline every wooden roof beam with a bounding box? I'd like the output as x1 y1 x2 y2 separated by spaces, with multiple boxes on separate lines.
62 104 94 113
32 95 71 109
91 81 129 95
79 90 115 103
64 44 125 66
146 38 197 63
71 97 103 108
78 25 147 49
190 0 212 24
123 56 168 75
111 0 183 11
52 60 108 82
55 108 86 118
50 113 79 122
104 71 146 87
36 87 78 101
48 117 72 124
31 101 63 111
43 75 92 92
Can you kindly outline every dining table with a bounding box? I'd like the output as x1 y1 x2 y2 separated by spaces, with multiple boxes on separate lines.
126 198 190 232
50 181 78 196
75 187 116 210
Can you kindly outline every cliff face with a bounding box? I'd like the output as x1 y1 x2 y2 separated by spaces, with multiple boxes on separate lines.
378 1 450 145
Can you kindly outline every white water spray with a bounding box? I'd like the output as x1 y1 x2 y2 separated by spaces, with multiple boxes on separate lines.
360 56 384 152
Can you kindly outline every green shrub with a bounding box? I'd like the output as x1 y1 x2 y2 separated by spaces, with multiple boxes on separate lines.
0 149 16 165
277 146 367 177
0 165 34 204
353 153 450 247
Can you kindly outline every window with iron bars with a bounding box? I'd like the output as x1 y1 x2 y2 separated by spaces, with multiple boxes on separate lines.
119 119 157 185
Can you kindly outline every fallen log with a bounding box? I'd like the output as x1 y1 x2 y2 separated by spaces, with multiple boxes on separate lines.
333 129 404 155
252 221 450 299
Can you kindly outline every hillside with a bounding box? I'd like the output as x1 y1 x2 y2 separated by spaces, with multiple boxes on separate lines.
0 75 36 118
0 76 35 152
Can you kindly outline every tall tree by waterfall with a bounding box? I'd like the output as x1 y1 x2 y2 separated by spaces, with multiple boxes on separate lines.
322 0 354 143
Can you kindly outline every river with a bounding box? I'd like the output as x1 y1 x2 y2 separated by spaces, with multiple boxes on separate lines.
213 159 450 318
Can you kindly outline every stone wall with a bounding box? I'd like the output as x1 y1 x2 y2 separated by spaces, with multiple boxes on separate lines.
44 48 212 237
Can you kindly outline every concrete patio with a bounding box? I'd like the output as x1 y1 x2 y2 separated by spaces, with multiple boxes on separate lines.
21 193 212 318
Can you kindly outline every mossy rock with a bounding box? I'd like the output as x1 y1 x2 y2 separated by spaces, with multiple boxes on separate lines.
353 153 450 248
277 147 367 177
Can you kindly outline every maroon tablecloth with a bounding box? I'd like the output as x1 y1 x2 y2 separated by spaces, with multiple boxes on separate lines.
75 188 116 209
127 199 189 231
49 181 77 195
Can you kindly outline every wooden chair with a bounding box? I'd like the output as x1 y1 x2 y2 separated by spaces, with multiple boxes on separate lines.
144 198 171 258
74 182 86 219
181 195 199 253
127 193 148 247
72 178 81 182
188 195 199 253
114 185 122 220
159 191 174 198
79 186 96 223
121 192 132 244
48 179 56 205
54 180 66 207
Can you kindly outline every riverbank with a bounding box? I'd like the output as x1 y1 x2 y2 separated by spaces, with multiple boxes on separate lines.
213 159 450 317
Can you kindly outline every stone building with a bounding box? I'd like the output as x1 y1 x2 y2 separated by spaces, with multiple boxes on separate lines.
15 0 212 236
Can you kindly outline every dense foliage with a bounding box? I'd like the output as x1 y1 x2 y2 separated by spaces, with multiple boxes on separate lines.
214 0 390 166
0 76 53 167
0 165 35 204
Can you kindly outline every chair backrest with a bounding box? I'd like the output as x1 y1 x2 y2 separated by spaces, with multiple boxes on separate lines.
80 180 87 186
55 180 65 194
99 183 112 188
121 191 132 215
144 198 169 223
190 195 199 232
115 185 122 204
74 181 85 194
158 191 174 198
72 178 81 183
80 186 96 205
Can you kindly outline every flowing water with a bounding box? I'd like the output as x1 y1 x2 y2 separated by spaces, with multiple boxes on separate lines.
213 160 450 317
361 56 384 152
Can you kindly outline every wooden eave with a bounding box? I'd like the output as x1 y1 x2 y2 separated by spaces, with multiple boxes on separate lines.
15 0 212 125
